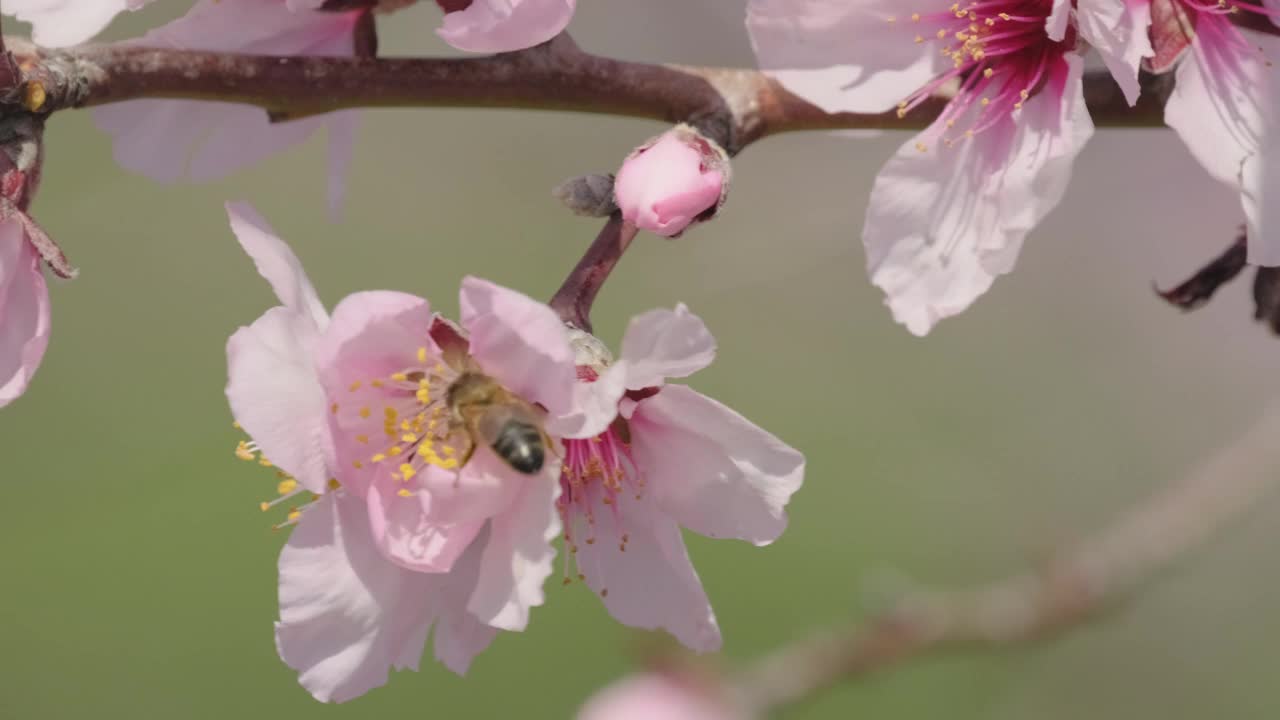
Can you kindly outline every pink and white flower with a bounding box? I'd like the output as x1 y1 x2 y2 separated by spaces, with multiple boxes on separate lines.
93 0 360 214
0 215 51 408
577 672 747 720
1157 0 1280 265
436 0 577 53
5 0 154 47
225 202 580 701
558 306 805 652
747 1 1148 335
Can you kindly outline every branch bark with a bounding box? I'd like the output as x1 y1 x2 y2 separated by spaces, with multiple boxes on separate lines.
12 33 1160 156
732 408 1280 714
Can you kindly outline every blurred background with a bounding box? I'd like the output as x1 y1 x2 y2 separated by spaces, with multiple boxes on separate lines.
3 2 1279 718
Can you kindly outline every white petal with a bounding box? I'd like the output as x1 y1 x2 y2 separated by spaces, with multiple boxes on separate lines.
747 0 947 114
571 493 722 653
275 493 441 703
466 469 561 631
1076 0 1152 105
863 55 1093 335
1046 0 1072 41
1242 145 1280 266
616 304 716 391
630 386 803 546
226 202 328 329
226 306 332 493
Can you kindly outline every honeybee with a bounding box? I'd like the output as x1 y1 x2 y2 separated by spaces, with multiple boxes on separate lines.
446 371 552 474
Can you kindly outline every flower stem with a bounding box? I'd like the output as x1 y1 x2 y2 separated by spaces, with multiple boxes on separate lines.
548 213 638 333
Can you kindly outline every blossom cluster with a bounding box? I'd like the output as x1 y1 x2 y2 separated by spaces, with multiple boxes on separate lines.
1 0 1277 715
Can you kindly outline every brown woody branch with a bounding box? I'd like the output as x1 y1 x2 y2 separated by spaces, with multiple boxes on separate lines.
731 408 1280 714
11 33 1162 156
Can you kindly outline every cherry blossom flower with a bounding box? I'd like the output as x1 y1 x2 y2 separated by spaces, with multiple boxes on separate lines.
92 0 360 213
747 1 1148 335
318 277 615 635
225 201 518 702
4 0 153 48
0 216 50 408
613 125 730 238
436 0 577 53
559 305 805 652
577 672 747 720
1158 0 1280 265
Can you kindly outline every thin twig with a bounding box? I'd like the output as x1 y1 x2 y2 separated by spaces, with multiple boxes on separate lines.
548 213 637 333
733 408 1280 714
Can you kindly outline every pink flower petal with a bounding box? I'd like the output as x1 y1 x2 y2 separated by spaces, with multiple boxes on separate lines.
1076 0 1153 105
1166 30 1280 265
864 54 1093 335
317 290 433 497
630 385 803 547
466 468 561 631
457 276 595 436
578 673 741 720
431 527 500 675
275 492 441 703
0 218 49 408
616 304 716 391
747 0 947 113
5 0 147 47
1046 0 1072 41
226 202 328 328
227 306 332 493
1242 144 1280 266
91 0 358 205
571 492 722 653
436 0 576 53
365 466 486 573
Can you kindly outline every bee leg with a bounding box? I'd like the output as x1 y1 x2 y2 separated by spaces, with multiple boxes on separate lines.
541 427 563 461
458 438 477 468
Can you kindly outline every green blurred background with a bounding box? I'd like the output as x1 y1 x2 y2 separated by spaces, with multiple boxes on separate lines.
3 2 1279 718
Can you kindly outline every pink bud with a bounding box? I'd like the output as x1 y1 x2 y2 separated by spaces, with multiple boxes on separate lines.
577 673 746 720
613 125 729 238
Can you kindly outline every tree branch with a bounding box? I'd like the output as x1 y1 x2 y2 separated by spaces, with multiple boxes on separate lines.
12 33 1160 156
732 407 1280 714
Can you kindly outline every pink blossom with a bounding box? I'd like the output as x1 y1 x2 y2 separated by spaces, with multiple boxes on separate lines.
5 0 153 47
436 0 577 53
613 126 730 238
1159 1 1280 265
748 1 1146 334
559 305 804 652
577 672 746 720
318 276 614 631
0 216 50 408
225 202 507 702
92 0 360 214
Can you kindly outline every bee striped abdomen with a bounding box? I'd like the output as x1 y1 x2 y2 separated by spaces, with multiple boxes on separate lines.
492 420 545 474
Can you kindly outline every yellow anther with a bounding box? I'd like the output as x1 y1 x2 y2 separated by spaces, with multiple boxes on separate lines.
391 373 408 382
287 509 302 522
330 402 339 415
371 379 384 388
915 142 928 153
417 347 428 363
397 488 414 498
258 458 274 468
353 460 364 469
371 453 387 463
232 421 242 429
260 501 271 512
356 434 369 444
277 479 298 495
235 441 256 461
388 446 403 456
348 380 362 392
358 406 371 419
983 68 994 78
911 12 920 21
399 463 417 480
328 478 341 490
416 389 431 404
402 433 419 443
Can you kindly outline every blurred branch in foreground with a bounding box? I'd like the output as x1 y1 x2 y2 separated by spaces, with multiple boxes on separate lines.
733 408 1280 715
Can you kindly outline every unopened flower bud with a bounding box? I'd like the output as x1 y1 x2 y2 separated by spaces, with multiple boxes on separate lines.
613 124 730 238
